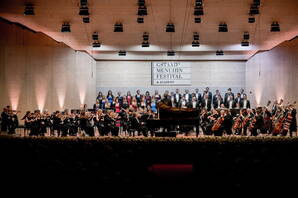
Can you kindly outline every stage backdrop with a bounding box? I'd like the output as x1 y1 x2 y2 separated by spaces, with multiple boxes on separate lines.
96 60 246 96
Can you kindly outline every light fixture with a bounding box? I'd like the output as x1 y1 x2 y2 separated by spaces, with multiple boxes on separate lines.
194 17 201 23
138 6 147 16
243 32 250 40
92 41 101 48
218 23 228 32
194 6 204 16
114 23 123 32
143 32 149 41
138 0 146 7
79 6 89 16
195 0 203 6
142 41 150 47
271 22 280 32
83 17 90 23
119 51 126 56
137 17 144 23
92 32 98 40
193 32 199 40
192 40 200 47
80 0 88 6
61 22 71 32
241 40 249 47
166 23 175 32
167 50 175 56
249 4 259 15
216 50 224 56
248 16 255 23
24 3 34 15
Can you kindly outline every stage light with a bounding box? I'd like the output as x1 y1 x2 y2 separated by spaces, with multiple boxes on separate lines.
249 4 259 15
253 0 260 6
166 23 175 32
24 3 34 15
193 32 199 40
143 32 149 41
243 32 250 40
248 17 255 23
138 0 146 7
138 6 147 16
119 51 126 56
114 23 123 32
194 17 201 23
92 41 101 48
271 22 280 32
142 41 150 47
241 40 249 47
92 32 99 40
218 23 228 32
79 6 89 16
61 22 71 32
194 6 204 16
192 40 200 47
83 17 90 23
137 17 144 23
195 0 203 6
216 50 224 56
80 0 88 6
167 50 175 56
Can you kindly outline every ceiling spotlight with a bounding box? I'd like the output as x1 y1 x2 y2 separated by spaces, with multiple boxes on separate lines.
92 41 101 48
138 0 146 7
143 32 149 41
241 40 249 47
142 41 150 47
243 32 250 40
194 6 204 16
80 0 88 6
114 23 123 32
24 4 34 15
119 51 126 56
248 17 255 23
83 17 90 23
249 4 259 15
138 6 148 16
194 17 201 23
92 32 99 40
167 50 175 56
61 22 71 32
216 50 224 56
271 22 280 32
193 32 199 40
195 0 203 6
79 6 89 16
166 23 175 32
218 23 228 32
137 17 144 23
192 40 200 47
253 0 260 6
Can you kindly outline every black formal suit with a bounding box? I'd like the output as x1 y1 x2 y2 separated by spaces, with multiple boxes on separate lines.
213 99 224 109
174 93 181 107
203 91 212 102
184 93 192 103
202 99 212 111
234 97 242 107
240 100 251 109
224 92 234 104
194 92 202 103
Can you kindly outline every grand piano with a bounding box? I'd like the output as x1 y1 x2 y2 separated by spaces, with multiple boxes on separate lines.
146 101 200 130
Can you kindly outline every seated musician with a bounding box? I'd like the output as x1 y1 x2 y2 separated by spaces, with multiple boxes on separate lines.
212 110 225 136
250 107 265 136
223 109 233 135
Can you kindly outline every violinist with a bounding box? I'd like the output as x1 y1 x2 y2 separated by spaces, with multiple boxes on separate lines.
250 107 264 136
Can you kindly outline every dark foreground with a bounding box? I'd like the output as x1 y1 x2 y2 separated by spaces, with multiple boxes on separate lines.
0 136 297 197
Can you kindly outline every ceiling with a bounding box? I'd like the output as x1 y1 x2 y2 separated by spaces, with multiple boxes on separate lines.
0 0 298 60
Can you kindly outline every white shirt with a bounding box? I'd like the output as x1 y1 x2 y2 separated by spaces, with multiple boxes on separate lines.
205 99 208 108
185 94 189 101
218 100 221 108
192 101 197 108
175 94 180 102
229 100 233 109
243 100 247 108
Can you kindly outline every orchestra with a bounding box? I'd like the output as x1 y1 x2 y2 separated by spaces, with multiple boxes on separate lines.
0 89 297 137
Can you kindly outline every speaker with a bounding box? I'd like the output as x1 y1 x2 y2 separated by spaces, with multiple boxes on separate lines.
155 132 177 137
